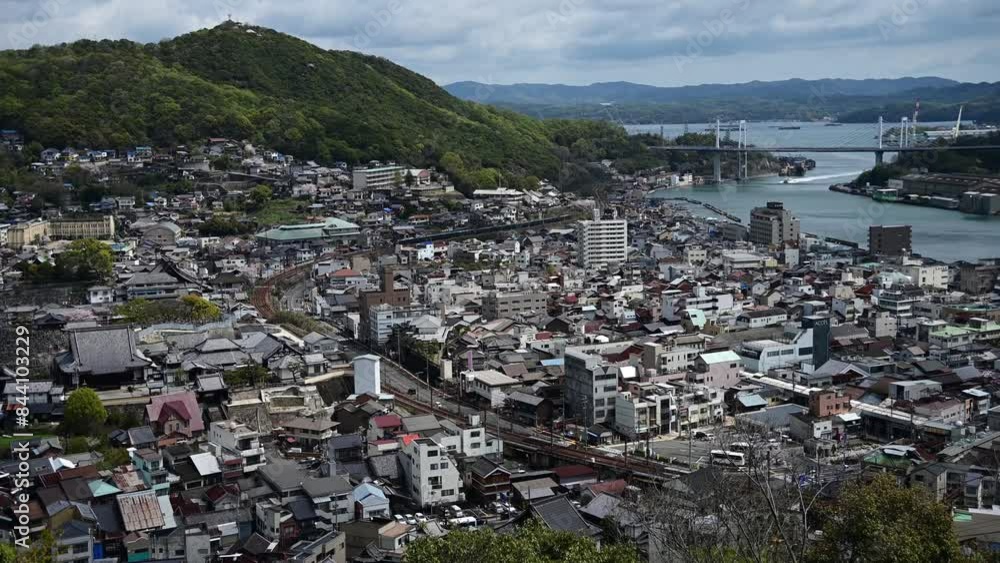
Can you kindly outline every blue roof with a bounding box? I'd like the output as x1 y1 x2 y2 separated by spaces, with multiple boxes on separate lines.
353 483 387 503
540 358 564 367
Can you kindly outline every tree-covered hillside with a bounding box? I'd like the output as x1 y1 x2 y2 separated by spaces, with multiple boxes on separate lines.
0 22 629 188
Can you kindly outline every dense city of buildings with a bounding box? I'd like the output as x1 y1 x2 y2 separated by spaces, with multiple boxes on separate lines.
2 130 1000 562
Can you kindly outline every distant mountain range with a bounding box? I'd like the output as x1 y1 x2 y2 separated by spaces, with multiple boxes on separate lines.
444 77 1000 124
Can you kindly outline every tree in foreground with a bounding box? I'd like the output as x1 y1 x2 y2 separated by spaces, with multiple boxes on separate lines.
403 521 639 563
64 388 108 436
807 473 960 563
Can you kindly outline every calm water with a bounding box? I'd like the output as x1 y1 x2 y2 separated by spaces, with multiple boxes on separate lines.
631 121 1000 263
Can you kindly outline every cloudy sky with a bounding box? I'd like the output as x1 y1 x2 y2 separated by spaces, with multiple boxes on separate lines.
2 0 999 86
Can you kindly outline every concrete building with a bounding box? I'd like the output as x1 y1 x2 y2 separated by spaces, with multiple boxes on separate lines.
367 304 432 346
614 389 673 439
207 420 266 473
7 215 115 249
749 202 800 247
576 217 628 270
352 163 406 191
142 222 182 247
481 290 547 320
398 437 463 509
736 308 788 329
736 326 815 373
691 350 743 390
352 355 381 396
565 342 631 427
48 215 116 241
868 225 912 257
360 269 411 344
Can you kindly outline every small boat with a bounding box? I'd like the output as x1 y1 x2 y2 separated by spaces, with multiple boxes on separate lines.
824 123 844 127
778 126 802 130
782 179 791 184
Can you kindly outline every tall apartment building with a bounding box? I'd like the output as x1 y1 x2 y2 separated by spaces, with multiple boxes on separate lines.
869 225 912 256
481 290 547 320
398 437 463 509
352 163 406 191
565 342 632 427
749 202 800 247
576 216 628 270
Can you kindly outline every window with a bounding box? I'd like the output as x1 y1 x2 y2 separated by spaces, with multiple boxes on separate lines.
430 463 438 470
442 489 455 496
471 442 481 449
427 449 439 457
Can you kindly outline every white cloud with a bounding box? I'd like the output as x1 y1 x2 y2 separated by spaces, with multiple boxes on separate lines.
0 0 996 85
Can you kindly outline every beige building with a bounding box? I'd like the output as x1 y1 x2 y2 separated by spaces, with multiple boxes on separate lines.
49 216 116 241
7 216 116 248
7 219 50 248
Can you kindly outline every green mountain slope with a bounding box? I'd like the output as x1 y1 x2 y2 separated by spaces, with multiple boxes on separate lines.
0 23 567 182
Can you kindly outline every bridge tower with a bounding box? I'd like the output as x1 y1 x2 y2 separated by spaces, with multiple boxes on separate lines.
713 119 722 183
875 116 885 166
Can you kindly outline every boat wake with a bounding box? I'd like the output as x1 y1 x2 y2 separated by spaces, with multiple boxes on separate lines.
784 171 865 184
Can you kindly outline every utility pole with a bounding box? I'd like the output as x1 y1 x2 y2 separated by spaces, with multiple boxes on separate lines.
878 116 884 149
687 407 693 470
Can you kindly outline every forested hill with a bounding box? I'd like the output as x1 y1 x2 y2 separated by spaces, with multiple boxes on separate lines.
0 22 627 187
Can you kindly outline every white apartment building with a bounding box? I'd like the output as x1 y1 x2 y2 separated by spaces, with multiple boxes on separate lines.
901 263 949 290
398 437 463 509
433 416 504 459
565 342 633 427
368 304 432 345
736 327 815 373
661 287 737 323
576 218 628 270
207 420 266 473
353 163 406 191
614 388 674 439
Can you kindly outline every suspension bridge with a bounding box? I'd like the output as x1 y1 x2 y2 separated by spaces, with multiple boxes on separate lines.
652 114 1000 183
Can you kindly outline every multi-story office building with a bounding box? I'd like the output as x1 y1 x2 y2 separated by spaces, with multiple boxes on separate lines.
749 202 800 247
367 304 432 346
565 342 632 427
873 286 925 318
481 290 547 320
352 163 406 191
398 437 463 508
576 216 628 270
869 225 912 257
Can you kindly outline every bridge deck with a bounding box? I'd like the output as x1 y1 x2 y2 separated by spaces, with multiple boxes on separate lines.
651 145 1000 153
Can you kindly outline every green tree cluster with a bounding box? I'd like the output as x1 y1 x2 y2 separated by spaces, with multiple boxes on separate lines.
115 295 221 324
64 388 108 436
19 238 114 284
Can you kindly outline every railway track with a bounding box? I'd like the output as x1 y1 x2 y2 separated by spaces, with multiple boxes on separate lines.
253 249 681 482
386 381 680 481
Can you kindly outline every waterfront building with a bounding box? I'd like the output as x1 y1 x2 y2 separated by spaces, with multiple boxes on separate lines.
749 202 800 247
869 225 912 257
